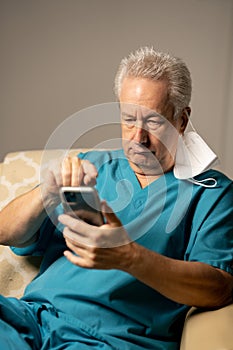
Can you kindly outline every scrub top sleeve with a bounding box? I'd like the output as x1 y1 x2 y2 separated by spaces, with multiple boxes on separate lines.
185 183 233 275
77 152 87 160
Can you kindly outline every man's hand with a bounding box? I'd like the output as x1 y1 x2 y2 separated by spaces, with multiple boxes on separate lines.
58 201 136 270
59 200 233 308
41 156 98 210
0 156 98 247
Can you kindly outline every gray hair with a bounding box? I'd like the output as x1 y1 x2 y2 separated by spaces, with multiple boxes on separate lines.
114 46 192 118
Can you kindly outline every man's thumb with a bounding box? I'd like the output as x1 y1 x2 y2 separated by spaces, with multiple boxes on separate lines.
101 201 122 227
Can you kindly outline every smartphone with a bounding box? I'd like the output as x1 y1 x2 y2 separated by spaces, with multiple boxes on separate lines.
59 186 104 226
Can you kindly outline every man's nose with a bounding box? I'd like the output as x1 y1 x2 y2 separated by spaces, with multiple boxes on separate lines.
133 124 148 144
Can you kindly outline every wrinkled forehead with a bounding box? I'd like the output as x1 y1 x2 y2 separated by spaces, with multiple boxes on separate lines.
120 102 167 120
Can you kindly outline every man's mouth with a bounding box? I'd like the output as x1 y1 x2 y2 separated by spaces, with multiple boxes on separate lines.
130 146 155 155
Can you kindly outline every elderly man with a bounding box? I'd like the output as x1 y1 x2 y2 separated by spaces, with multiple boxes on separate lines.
0 47 232 350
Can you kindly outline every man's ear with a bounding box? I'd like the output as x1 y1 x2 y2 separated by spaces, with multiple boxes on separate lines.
179 107 191 134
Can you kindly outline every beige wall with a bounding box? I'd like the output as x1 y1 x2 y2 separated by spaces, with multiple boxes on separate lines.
1 0 233 178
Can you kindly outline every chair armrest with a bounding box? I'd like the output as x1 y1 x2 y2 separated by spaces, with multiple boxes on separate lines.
180 304 233 350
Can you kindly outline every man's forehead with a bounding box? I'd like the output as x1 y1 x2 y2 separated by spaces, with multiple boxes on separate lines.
120 103 166 119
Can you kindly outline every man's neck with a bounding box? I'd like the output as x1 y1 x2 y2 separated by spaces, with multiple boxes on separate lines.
128 160 173 188
134 172 161 189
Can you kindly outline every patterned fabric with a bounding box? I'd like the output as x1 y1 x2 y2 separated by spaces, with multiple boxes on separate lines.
0 150 80 297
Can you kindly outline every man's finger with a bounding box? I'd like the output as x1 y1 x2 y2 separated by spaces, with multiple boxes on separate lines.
101 201 122 227
71 157 83 186
61 157 71 186
81 160 98 184
58 214 91 236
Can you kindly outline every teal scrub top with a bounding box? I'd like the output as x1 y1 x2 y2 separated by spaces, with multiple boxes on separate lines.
12 149 233 350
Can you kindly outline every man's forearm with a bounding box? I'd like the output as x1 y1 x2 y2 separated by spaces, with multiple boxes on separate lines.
126 243 233 308
0 186 48 247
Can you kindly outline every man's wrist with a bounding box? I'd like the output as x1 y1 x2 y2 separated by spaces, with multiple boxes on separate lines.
38 184 60 212
120 241 142 274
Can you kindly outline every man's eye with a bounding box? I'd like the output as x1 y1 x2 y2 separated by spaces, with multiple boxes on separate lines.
147 119 162 129
123 117 136 125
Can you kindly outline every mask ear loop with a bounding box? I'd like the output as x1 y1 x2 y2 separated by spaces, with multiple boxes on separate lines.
187 177 217 188
183 110 196 133
182 110 218 188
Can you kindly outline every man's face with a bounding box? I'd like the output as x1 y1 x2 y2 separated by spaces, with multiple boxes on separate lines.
119 77 185 176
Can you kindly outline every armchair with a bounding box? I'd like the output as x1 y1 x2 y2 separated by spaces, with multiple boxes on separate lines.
0 150 232 350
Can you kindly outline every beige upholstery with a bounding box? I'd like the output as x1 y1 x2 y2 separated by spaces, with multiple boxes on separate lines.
0 150 233 349
0 150 43 297
0 149 80 297
180 305 233 350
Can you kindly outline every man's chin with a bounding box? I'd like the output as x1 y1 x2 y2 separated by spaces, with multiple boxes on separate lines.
128 151 157 166
127 155 163 175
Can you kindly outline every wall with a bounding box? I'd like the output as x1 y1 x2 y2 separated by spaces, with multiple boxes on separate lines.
1 0 233 177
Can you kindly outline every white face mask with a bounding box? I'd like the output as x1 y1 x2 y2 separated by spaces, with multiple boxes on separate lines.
173 126 219 187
